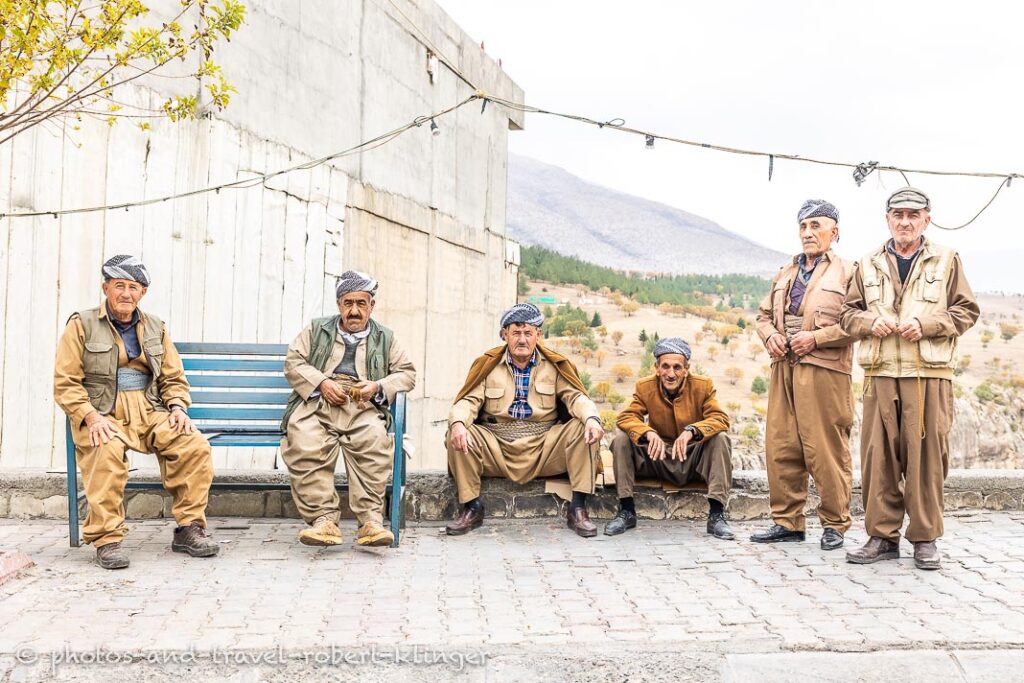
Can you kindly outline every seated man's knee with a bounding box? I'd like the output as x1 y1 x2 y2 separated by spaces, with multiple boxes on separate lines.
610 430 632 450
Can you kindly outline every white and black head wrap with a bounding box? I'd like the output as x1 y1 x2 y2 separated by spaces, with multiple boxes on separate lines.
102 255 151 287
500 303 544 333
335 270 378 298
653 337 692 361
797 199 840 224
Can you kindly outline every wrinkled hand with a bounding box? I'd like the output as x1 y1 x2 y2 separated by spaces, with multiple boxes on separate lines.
672 429 693 461
789 331 817 357
355 380 380 401
584 419 604 445
871 317 898 338
168 406 195 435
319 378 348 406
449 422 475 454
766 334 788 360
898 319 923 342
646 431 667 461
84 412 118 447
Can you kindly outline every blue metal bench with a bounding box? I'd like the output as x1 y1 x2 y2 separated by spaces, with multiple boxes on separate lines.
65 342 408 548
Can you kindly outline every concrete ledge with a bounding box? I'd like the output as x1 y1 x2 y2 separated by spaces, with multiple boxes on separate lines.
1 469 1023 522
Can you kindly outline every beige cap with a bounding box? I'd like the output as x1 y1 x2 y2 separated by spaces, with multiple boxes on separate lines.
887 187 930 211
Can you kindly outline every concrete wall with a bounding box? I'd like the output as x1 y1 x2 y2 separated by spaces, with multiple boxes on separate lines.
0 0 523 471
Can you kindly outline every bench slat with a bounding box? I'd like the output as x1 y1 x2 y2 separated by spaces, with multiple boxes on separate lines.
176 342 289 355
187 375 292 389
191 391 291 405
190 407 285 420
183 359 284 372
205 435 284 447
195 424 284 434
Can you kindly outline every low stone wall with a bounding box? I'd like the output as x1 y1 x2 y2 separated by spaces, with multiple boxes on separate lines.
2 469 1023 523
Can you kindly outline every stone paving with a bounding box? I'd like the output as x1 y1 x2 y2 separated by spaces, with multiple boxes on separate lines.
2 511 1024 681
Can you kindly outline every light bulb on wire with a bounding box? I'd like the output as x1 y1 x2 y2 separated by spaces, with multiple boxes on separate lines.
430 119 440 137
645 134 655 150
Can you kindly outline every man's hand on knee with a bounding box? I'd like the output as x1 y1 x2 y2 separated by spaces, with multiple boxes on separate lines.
449 422 474 454
646 431 666 461
584 417 604 446
168 406 195 434
318 378 348 406
84 411 118 446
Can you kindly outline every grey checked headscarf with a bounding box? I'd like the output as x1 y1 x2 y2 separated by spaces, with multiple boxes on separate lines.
335 270 379 298
797 199 840 224
102 255 151 287
500 303 544 331
653 337 692 361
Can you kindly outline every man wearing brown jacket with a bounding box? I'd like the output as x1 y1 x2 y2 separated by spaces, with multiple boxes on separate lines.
842 188 979 570
446 303 605 538
53 255 219 570
750 200 857 551
609 338 734 539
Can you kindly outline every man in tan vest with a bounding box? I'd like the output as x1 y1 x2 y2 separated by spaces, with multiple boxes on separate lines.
446 303 605 538
842 188 979 570
610 338 734 539
750 200 856 551
54 255 219 570
281 271 416 548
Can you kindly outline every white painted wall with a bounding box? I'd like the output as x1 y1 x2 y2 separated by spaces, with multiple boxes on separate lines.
0 0 523 471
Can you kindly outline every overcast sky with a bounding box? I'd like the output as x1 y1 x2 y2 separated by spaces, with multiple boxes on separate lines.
439 0 1024 291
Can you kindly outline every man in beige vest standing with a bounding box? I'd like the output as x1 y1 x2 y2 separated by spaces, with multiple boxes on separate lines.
842 188 979 570
54 255 219 569
281 271 416 548
750 200 857 551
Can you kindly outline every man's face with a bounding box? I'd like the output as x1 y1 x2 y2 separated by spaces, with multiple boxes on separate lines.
102 279 146 320
886 208 930 250
337 292 374 333
798 217 838 259
655 353 689 393
502 323 540 364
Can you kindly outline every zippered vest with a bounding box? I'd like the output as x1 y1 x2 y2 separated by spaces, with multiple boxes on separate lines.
856 241 957 379
280 316 394 430
76 307 167 414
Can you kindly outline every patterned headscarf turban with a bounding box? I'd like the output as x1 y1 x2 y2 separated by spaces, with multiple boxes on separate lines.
653 337 692 361
102 255 151 287
500 303 544 331
335 270 379 298
797 199 840 224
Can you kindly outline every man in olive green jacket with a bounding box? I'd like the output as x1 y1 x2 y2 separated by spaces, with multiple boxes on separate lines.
54 255 218 570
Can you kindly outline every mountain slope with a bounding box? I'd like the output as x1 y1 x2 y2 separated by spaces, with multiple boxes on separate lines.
507 155 787 276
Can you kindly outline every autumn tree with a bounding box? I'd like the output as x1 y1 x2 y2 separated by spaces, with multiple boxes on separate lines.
595 349 607 367
621 300 640 316
611 330 624 346
0 0 246 145
607 391 626 410
611 363 634 383
748 343 763 360
725 367 744 385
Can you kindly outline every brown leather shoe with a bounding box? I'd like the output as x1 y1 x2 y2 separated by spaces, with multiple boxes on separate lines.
96 541 130 570
445 503 485 536
846 536 900 564
913 541 941 570
566 506 597 538
172 522 220 558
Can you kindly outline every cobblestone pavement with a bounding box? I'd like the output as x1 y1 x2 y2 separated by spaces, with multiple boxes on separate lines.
2 511 1024 681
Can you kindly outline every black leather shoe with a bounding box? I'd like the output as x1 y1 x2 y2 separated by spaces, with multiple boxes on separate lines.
749 524 805 543
603 509 637 536
707 512 735 540
820 528 844 551
445 503 485 536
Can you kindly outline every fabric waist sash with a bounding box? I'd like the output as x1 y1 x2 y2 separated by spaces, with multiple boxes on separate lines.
116 367 152 391
481 419 556 443
783 314 805 337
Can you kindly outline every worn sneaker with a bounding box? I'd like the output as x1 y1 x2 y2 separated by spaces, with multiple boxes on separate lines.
356 521 394 547
95 541 130 570
298 515 344 546
172 522 220 557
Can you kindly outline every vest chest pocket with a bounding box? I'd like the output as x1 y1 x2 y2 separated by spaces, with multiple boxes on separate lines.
484 384 505 413
772 280 790 313
143 340 164 376
920 271 944 303
83 342 115 377
534 380 556 410
863 282 883 307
